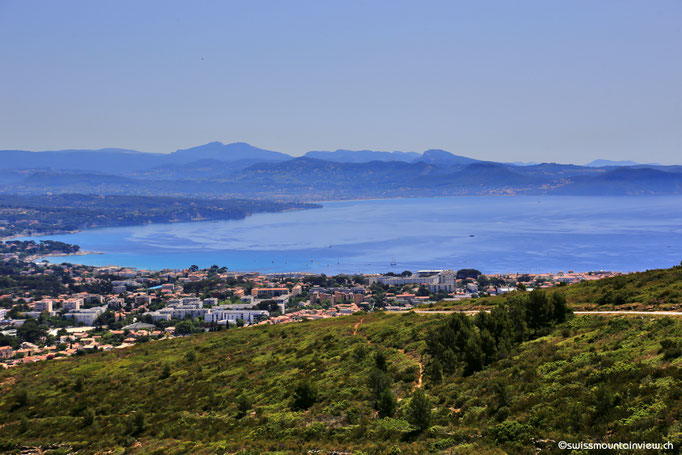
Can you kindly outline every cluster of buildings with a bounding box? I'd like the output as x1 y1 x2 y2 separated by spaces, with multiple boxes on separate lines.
144 297 270 325
0 258 622 369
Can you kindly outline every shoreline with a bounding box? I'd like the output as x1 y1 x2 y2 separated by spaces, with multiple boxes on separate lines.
27 250 103 263
1 204 323 243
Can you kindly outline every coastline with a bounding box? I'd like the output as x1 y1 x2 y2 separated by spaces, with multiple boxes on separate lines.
1 229 81 242
1 204 323 243
26 250 103 263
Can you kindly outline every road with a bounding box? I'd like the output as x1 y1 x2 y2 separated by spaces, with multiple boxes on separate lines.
403 310 682 316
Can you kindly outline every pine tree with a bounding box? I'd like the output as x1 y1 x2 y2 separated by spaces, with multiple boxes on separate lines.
377 388 397 418
406 389 431 432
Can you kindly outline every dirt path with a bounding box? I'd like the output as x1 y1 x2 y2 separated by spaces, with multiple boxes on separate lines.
408 310 682 316
415 358 423 389
353 318 364 336
397 347 423 390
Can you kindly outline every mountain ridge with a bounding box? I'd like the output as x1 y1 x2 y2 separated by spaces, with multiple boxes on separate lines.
2 142 681 198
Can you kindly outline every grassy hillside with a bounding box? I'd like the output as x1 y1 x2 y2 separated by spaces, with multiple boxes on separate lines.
1 305 681 454
426 265 682 311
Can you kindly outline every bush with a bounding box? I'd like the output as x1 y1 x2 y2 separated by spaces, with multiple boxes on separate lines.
660 339 682 360
377 388 398 418
235 394 251 418
489 420 533 444
11 390 27 411
126 411 145 436
82 408 95 427
160 363 171 379
374 351 388 371
290 379 318 411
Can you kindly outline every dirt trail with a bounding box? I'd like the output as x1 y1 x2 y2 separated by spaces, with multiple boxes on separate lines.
353 318 364 336
409 310 682 316
398 347 423 390
416 360 423 389
352 317 423 389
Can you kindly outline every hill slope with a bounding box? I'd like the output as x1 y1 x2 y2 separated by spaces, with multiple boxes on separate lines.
430 265 682 311
1 276 682 453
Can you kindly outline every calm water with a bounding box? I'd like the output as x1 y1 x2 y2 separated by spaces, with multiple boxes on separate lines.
26 196 682 274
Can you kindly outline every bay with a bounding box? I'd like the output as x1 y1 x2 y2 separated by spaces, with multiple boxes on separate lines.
25 196 682 274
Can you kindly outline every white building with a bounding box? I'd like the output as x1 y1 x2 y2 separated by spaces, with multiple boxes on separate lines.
34 300 54 314
107 298 125 308
369 269 457 292
65 306 107 325
62 298 83 311
204 307 269 325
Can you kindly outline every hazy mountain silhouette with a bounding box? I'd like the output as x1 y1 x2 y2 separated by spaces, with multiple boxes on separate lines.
169 142 290 164
585 159 662 167
304 149 420 163
415 149 481 166
2 142 681 198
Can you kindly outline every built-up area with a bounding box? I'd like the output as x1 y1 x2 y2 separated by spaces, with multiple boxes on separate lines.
0 259 619 368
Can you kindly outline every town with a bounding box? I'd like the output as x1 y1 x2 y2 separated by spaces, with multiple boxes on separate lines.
0 247 621 368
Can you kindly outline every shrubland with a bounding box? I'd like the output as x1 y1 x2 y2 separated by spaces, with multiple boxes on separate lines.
0 280 681 453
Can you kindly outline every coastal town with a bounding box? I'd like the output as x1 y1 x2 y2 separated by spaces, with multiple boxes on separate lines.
0 242 620 368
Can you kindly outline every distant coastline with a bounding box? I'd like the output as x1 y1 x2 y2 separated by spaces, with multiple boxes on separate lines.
27 249 103 263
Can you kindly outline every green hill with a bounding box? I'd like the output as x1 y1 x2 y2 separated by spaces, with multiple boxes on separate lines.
427 265 682 312
1 285 681 453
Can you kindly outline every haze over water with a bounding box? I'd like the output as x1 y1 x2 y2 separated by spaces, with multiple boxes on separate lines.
29 196 682 274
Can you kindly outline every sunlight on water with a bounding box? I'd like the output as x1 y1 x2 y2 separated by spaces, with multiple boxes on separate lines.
27 196 682 274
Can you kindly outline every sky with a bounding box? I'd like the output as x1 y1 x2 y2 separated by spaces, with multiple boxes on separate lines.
0 0 681 164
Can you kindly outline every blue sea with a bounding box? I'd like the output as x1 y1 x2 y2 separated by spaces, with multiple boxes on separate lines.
24 196 682 274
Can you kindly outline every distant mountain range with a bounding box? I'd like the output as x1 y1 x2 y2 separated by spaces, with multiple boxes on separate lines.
1 142 681 199
584 159 662 167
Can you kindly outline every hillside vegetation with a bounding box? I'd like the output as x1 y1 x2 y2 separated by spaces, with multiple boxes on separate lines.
427 265 682 312
1 285 681 453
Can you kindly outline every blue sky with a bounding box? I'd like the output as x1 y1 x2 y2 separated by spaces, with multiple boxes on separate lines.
1 0 680 164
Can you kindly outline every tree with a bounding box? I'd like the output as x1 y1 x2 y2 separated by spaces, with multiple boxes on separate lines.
374 351 388 371
11 390 28 411
290 379 318 411
416 285 430 297
82 408 95 427
175 320 194 336
73 377 84 392
377 388 398 418
457 268 482 280
368 368 391 402
17 318 48 344
188 264 199 272
406 389 431 432
463 333 485 375
235 394 252 418
127 410 145 436
427 358 443 383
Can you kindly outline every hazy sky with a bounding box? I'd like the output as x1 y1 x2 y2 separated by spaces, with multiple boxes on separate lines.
1 1 680 164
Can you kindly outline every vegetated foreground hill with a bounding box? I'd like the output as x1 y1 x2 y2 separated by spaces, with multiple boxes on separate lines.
1 287 681 454
429 265 682 312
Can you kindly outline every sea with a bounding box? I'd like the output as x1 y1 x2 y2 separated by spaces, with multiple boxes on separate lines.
23 196 682 275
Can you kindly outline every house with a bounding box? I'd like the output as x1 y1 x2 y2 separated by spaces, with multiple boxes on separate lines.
0 346 13 359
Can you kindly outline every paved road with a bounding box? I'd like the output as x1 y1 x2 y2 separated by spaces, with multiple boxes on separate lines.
404 310 682 316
